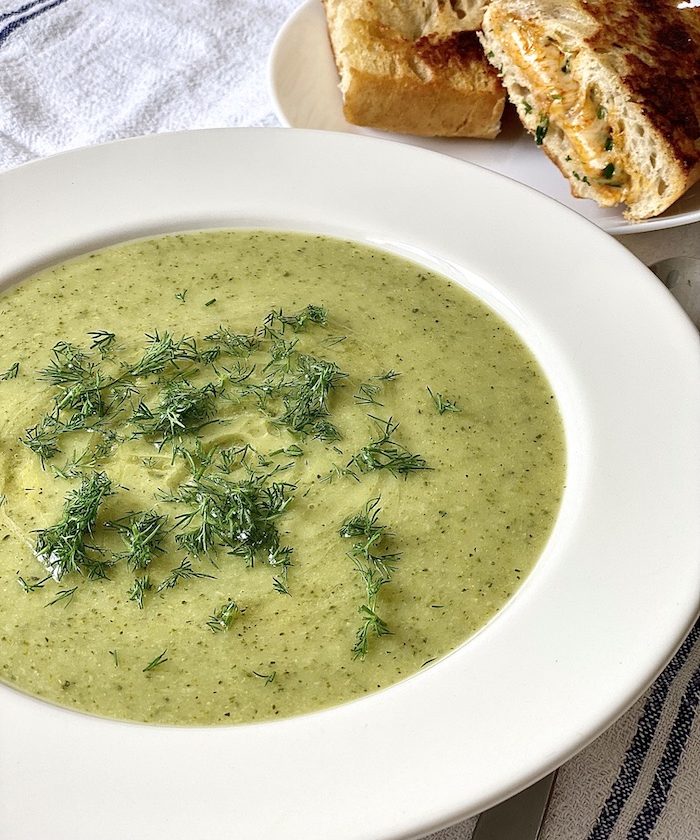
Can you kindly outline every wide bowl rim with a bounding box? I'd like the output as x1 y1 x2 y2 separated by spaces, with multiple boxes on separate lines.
0 127 698 840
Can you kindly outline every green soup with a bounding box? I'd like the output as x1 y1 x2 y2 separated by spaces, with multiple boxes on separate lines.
0 231 565 725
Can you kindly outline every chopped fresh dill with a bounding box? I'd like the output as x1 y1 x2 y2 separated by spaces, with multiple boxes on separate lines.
127 575 152 609
340 497 400 583
340 498 399 659
224 360 257 385
269 545 294 595
128 331 200 378
427 386 460 414
172 439 215 480
204 326 259 356
264 304 328 333
206 599 241 632
131 380 218 443
204 298 217 307
353 603 391 660
175 290 188 303
108 511 168 570
45 586 78 608
252 670 276 685
109 649 119 667
21 416 63 466
0 362 19 380
535 114 549 145
170 473 296 574
264 337 299 373
87 330 116 356
275 354 347 440
156 558 216 592
38 341 94 387
354 382 383 406
374 370 400 381
347 416 430 478
143 650 168 672
51 434 118 480
269 444 304 458
17 573 51 593
34 471 112 580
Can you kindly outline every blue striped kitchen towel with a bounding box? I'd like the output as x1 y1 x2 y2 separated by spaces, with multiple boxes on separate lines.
429 619 700 840
0 2 698 839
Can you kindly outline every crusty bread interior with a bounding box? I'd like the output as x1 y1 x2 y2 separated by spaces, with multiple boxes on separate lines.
479 0 700 219
323 0 504 139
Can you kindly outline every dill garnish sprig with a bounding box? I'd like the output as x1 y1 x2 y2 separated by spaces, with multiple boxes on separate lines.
143 650 168 672
340 498 399 659
354 381 383 407
269 545 294 595
353 601 391 660
264 304 328 334
222 360 257 385
0 362 19 380
21 415 63 465
87 330 116 357
167 472 296 589
276 354 347 440
427 386 460 415
127 331 214 378
17 573 52 593
263 337 299 373
206 599 241 632
156 558 216 592
38 341 108 419
127 575 152 609
45 586 78 608
204 327 259 356
34 471 113 580
51 432 120 480
107 511 168 570
347 416 430 478
374 370 400 381
38 341 95 387
172 439 216 480
131 380 218 443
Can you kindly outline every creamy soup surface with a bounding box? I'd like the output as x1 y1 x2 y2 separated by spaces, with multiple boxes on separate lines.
0 231 565 725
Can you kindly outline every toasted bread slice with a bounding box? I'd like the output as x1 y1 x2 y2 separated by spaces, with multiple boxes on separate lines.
323 0 505 139
479 0 700 219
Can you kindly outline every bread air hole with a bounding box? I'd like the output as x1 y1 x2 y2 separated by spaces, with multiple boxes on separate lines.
658 180 668 195
449 0 467 20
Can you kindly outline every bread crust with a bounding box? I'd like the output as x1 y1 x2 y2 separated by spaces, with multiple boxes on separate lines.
480 0 700 219
323 0 505 139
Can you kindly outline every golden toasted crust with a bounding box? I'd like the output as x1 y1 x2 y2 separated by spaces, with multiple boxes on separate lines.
480 0 700 219
323 0 505 139
583 0 700 176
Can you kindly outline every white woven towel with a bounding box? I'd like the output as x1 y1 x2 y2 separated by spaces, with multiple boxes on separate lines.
0 0 293 170
1 2 698 838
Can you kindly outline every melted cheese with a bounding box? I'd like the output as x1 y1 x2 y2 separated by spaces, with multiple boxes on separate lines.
507 19 630 203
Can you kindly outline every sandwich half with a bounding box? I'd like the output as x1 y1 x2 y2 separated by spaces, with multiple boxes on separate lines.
480 0 700 219
323 0 505 139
